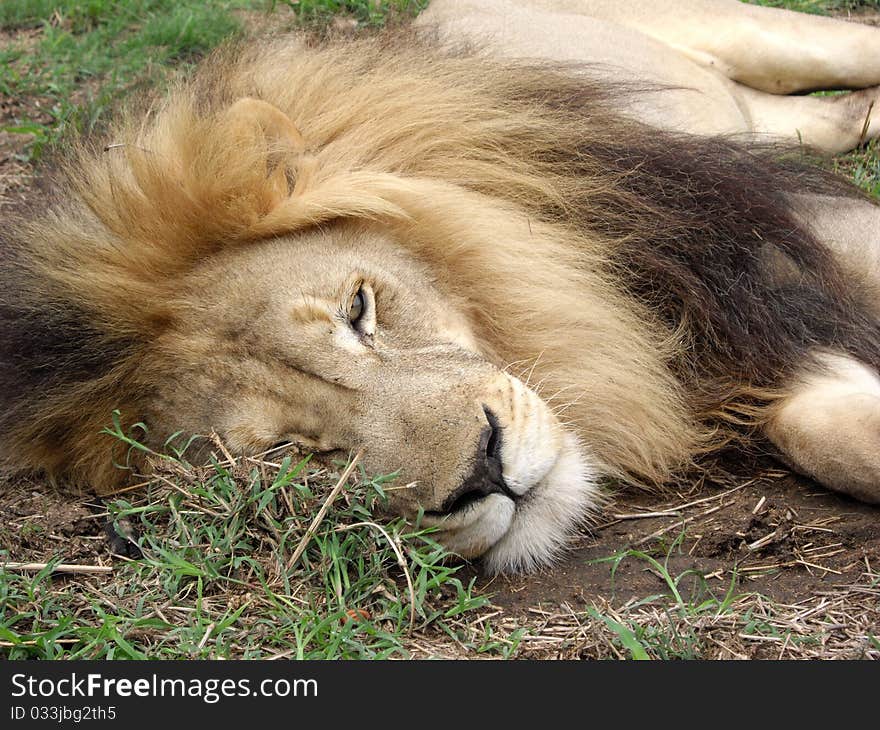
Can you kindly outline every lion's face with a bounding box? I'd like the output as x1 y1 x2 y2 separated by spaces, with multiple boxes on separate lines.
147 224 599 571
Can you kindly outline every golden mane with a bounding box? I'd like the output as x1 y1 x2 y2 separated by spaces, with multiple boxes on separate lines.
5 31 868 492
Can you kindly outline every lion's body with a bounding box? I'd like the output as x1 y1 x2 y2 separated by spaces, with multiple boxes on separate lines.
2 1 880 571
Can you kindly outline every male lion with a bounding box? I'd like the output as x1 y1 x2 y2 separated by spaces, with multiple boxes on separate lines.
2 0 880 572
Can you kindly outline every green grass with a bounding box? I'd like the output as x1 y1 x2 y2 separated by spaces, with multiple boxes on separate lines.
581 537 837 660
0 0 266 159
0 439 516 659
586 533 744 660
0 0 426 160
833 139 880 197
750 0 880 14
293 0 428 27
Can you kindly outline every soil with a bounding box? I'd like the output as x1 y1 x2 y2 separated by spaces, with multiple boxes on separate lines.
0 477 110 564
0 28 49 213
477 458 880 614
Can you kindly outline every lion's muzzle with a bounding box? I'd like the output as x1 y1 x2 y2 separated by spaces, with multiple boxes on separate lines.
409 371 603 573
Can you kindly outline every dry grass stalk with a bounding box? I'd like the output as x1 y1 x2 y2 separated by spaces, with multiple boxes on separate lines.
287 449 365 570
2 562 112 574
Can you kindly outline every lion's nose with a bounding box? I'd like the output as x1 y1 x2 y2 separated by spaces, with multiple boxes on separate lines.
440 406 516 513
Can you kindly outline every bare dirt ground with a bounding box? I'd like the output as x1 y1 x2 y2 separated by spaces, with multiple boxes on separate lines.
0 29 47 213
490 463 880 608
475 460 879 658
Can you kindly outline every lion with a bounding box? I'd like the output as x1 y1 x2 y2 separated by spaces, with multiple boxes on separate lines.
2 0 880 573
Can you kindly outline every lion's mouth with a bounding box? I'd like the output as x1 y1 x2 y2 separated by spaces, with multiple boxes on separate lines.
421 492 518 558
428 471 524 517
420 448 560 536
420 432 602 573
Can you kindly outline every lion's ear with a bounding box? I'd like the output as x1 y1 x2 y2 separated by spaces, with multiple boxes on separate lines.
224 97 307 210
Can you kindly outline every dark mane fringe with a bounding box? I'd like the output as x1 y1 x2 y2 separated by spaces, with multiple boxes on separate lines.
0 226 144 485
570 132 880 413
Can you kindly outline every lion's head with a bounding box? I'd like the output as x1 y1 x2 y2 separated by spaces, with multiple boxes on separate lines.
0 34 703 572
145 224 598 571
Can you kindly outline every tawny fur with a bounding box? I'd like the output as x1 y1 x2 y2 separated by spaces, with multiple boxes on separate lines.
1 32 877 498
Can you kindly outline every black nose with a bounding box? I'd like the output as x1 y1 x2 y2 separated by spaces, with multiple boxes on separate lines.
441 406 515 513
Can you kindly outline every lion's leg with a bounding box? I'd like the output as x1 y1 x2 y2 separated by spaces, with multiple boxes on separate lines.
765 352 880 504
764 198 880 503
790 194 880 315
561 0 880 94
421 1 880 152
733 84 880 154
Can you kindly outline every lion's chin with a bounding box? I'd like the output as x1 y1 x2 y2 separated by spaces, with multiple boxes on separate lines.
427 433 603 574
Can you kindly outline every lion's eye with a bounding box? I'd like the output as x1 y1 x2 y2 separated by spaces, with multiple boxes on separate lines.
348 288 365 327
345 282 375 340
